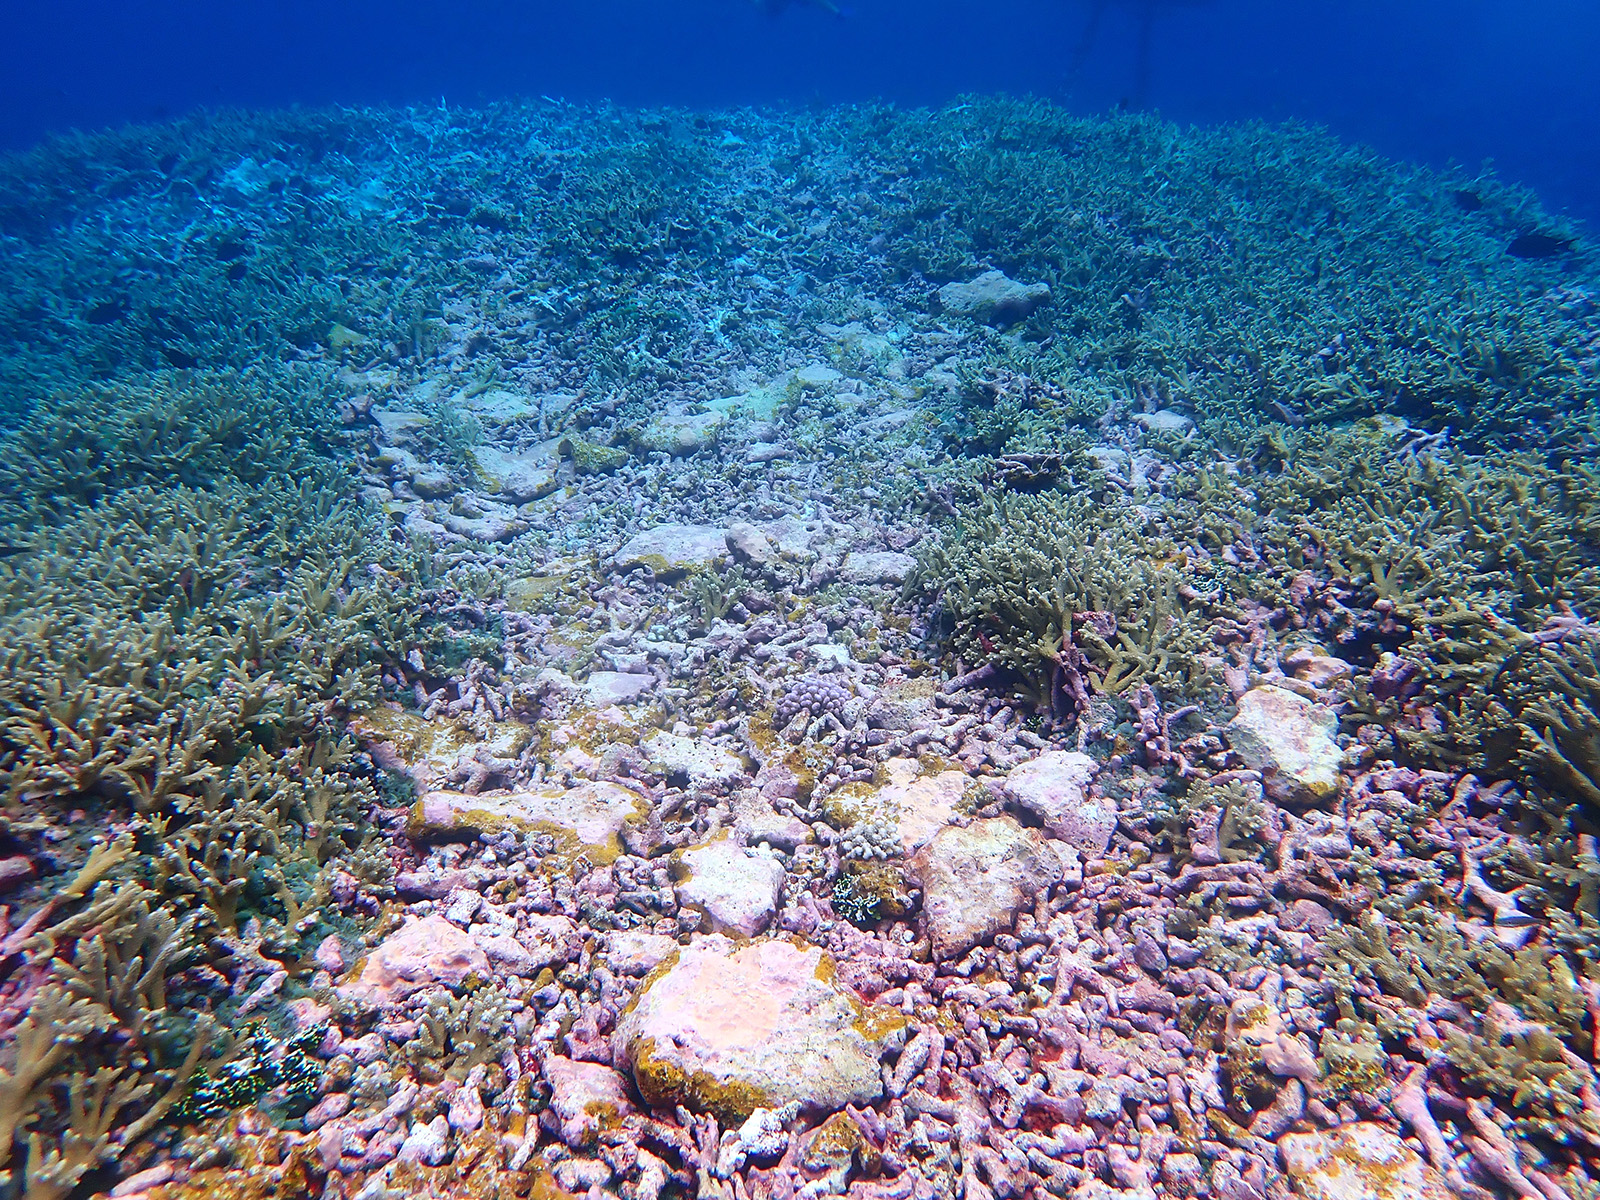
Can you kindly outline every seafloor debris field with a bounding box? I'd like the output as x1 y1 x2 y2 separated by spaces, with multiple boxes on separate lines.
0 97 1598 1200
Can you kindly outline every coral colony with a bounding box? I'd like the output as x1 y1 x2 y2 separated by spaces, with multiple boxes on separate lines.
0 96 1597 1200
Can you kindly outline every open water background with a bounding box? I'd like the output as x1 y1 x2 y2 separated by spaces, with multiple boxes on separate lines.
1 0 1596 222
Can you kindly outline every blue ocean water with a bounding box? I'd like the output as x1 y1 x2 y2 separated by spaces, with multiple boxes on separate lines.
2 0 1597 224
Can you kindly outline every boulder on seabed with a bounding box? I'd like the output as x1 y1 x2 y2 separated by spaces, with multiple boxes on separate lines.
611 936 906 1122
1226 685 1343 807
911 816 1064 960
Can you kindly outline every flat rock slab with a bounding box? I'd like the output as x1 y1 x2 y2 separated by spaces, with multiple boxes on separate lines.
912 816 1064 961
409 781 645 864
827 759 966 856
585 670 655 707
635 409 727 456
614 524 729 575
612 936 906 1121
1002 751 1113 856
937 270 1051 326
1227 685 1343 807
840 551 916 585
339 915 488 1006
350 706 530 791
1279 1123 1450 1200
674 839 785 937
371 407 428 446
471 443 559 502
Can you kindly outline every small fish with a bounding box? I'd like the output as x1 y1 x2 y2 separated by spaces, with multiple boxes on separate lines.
1508 232 1573 259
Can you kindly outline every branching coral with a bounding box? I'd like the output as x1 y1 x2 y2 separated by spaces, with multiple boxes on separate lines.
402 984 515 1079
917 488 1215 707
1325 907 1600 1145
889 100 1593 447
0 369 458 1183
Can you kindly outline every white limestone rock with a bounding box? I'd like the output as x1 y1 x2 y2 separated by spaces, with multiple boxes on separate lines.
937 270 1051 325
407 781 644 863
675 839 785 937
614 524 730 574
911 816 1064 961
840 551 916 585
1002 751 1114 856
1226 685 1343 807
1278 1123 1450 1200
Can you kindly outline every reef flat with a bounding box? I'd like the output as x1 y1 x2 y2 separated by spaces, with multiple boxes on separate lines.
0 97 1597 1200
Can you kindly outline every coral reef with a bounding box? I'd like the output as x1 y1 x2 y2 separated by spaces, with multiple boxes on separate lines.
0 93 1595 1200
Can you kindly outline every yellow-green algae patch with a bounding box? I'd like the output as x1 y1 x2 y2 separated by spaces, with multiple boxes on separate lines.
630 1035 779 1125
408 780 649 867
352 704 530 784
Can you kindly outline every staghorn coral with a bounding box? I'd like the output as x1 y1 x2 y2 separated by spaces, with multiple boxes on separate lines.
1325 905 1600 1145
0 91 1595 1200
893 100 1593 448
1245 423 1600 618
405 980 514 1062
917 488 1215 707
0 371 466 1186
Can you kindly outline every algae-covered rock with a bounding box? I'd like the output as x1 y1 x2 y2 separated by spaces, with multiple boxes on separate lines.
543 1055 637 1147
339 915 490 1006
614 524 729 575
936 269 1051 325
840 551 916 585
1226 685 1343 807
409 781 645 863
470 443 558 502
1002 751 1111 855
634 409 727 456
1278 1123 1450 1200
612 936 905 1121
911 816 1063 960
